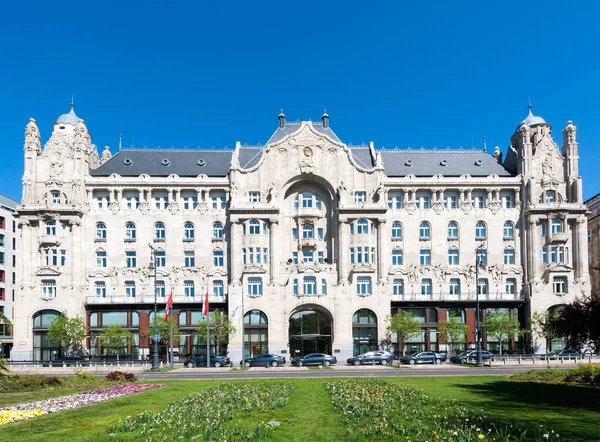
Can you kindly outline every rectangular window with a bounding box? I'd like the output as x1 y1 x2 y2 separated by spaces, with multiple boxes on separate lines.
213 280 224 296
248 277 262 296
96 251 107 268
449 278 461 295
476 248 487 266
541 223 547 236
356 276 372 295
184 280 195 297
182 192 197 209
249 192 261 203
125 281 136 298
416 195 429 209
60 249 67 266
445 195 458 209
153 192 168 210
318 251 324 263
504 249 515 265
350 247 355 264
387 192 403 209
542 247 548 263
51 191 61 204
293 278 298 295
477 278 488 295
213 250 224 267
184 251 195 267
211 192 226 209
155 251 166 267
317 228 324 240
156 281 165 298
393 278 404 295
354 191 366 203
292 251 298 264
506 278 516 295
553 276 568 295
448 249 459 265
126 251 136 268
588 230 592 243
263 248 268 264
501 194 514 209
303 277 317 295
41 280 56 298
303 251 313 263
95 281 106 298
292 228 298 240
321 278 327 295
421 279 432 295
125 195 139 209
392 249 403 265
419 249 431 265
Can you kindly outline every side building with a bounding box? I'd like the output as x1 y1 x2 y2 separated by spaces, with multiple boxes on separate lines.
0 194 19 358
585 192 600 297
11 107 589 362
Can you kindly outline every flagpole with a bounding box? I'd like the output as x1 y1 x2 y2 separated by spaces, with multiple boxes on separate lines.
205 290 210 368
241 284 245 367
169 286 174 369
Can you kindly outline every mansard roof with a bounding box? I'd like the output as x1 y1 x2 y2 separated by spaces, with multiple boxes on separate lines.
89 149 233 177
350 147 514 177
0 194 18 211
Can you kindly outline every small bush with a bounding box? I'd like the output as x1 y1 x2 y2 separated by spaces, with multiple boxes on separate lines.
106 371 137 383
563 373 579 383
46 376 62 386
593 373 600 384
74 368 93 381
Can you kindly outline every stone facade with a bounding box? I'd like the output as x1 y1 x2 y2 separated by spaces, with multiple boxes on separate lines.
11 107 590 362
0 194 19 358
585 192 600 297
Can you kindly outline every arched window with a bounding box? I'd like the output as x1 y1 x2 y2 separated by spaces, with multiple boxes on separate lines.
302 225 314 239
125 223 136 240
503 222 514 238
352 309 377 355
391 222 402 239
248 219 261 235
357 219 369 235
33 310 61 361
95 223 106 240
184 222 195 239
419 222 430 239
551 219 562 234
447 222 459 238
155 222 165 239
213 222 224 239
475 222 486 239
45 220 56 236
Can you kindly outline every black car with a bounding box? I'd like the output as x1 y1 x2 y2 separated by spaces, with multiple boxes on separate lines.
292 353 337 366
347 352 393 366
42 357 87 367
185 354 231 368
401 351 447 365
241 354 286 367
450 350 495 364
542 349 582 359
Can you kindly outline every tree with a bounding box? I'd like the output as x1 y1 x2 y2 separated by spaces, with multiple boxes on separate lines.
545 295 600 352
99 325 133 361
530 310 560 353
387 311 422 356
484 311 523 355
0 311 12 359
195 311 236 355
438 316 468 355
47 312 86 357
150 316 182 347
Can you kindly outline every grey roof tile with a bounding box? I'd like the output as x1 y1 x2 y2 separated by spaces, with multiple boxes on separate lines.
0 194 18 210
239 147 263 169
89 149 233 177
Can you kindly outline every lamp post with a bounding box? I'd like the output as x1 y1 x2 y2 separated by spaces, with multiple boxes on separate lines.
475 244 484 367
149 245 160 372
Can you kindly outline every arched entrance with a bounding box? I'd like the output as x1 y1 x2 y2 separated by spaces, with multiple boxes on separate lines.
289 307 332 357
32 310 61 361
352 309 378 355
243 310 268 358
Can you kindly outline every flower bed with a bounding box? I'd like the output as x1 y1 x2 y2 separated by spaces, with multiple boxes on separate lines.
107 381 292 441
0 383 165 426
325 379 560 441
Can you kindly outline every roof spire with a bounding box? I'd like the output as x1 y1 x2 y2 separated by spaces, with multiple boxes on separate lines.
278 109 286 129
119 134 122 150
483 135 487 153
322 109 329 129
527 97 532 112
70 95 75 110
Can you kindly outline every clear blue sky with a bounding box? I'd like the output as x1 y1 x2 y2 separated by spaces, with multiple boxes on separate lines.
1 1 599 202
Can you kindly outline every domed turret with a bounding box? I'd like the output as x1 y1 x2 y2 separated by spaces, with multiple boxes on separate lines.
522 103 546 126
56 108 80 126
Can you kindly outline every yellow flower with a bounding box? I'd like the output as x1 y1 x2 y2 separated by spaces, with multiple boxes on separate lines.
477 435 485 439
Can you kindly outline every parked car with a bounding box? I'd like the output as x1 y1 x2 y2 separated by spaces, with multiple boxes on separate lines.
450 350 495 364
291 353 337 366
185 354 231 368
42 357 87 367
542 349 582 359
241 354 286 367
401 352 447 365
347 351 393 366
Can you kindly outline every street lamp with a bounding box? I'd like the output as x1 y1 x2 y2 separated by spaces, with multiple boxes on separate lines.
149 244 160 372
475 244 484 367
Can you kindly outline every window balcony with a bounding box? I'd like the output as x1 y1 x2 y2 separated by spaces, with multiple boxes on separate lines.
548 233 569 243
294 207 322 220
299 238 317 249
39 235 60 246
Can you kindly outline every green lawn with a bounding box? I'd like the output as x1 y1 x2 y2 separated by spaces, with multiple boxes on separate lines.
0 376 598 441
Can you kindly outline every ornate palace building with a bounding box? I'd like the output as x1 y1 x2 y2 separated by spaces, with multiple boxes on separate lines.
11 106 590 362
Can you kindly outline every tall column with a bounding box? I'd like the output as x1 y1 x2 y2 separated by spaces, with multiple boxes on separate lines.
530 219 539 281
21 222 33 286
230 221 243 284
269 219 280 284
376 219 387 283
338 220 349 283
459 190 465 204
575 217 587 281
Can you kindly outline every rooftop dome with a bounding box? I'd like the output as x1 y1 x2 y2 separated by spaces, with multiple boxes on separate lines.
523 108 546 126
56 108 80 126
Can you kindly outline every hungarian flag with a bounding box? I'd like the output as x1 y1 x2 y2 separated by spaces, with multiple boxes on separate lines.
164 293 173 320
202 290 209 317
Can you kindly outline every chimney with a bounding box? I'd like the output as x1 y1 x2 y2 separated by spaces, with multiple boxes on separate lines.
278 109 286 129
322 109 329 129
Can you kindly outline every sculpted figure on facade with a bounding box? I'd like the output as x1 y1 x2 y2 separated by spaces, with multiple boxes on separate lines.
337 181 347 206
268 182 278 203
50 154 63 179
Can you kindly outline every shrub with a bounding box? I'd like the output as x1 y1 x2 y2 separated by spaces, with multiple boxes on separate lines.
46 376 62 386
593 373 600 384
563 373 579 383
106 371 137 383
